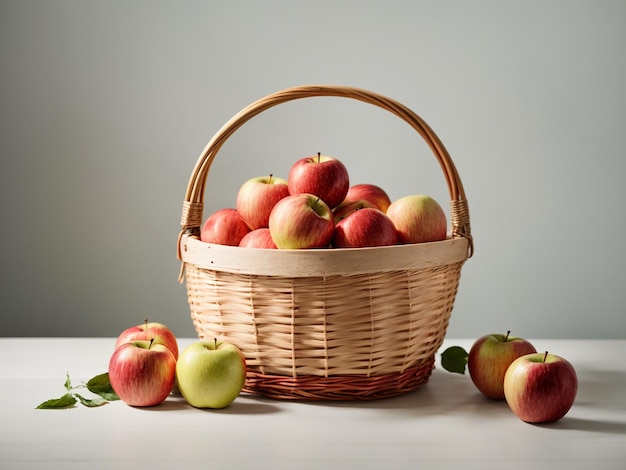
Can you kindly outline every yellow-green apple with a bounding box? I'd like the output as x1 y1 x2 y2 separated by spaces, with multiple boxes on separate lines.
504 352 578 423
386 194 447 244
332 199 376 223
332 207 398 248
200 208 251 246
175 339 247 409
467 332 537 399
343 183 392 212
268 193 335 249
114 320 179 359
236 174 289 229
108 339 176 407
288 153 349 209
239 227 277 249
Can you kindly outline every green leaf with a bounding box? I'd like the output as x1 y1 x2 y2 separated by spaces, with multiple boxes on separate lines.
86 372 120 401
441 346 469 374
75 393 108 407
64 372 72 391
36 393 77 409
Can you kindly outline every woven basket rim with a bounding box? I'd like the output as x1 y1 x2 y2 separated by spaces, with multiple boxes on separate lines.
181 233 469 277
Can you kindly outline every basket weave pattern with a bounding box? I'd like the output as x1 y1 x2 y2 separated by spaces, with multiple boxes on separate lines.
178 85 473 400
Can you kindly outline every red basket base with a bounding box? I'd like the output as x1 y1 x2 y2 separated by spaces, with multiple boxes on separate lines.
242 357 436 400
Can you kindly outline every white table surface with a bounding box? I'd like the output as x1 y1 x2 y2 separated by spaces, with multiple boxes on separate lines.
1 338 624 469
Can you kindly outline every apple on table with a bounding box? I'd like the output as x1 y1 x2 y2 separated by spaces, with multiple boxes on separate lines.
504 351 578 423
114 320 179 359
268 193 335 249
467 331 537 400
288 153 350 209
176 339 247 409
236 174 289 230
108 339 177 407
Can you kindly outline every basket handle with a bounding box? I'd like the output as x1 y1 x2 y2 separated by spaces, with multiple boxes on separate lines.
178 85 473 261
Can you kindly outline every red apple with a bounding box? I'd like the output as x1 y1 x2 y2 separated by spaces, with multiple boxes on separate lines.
239 227 277 249
344 183 392 212
467 332 537 400
386 194 447 244
200 208 251 246
236 174 289 229
114 320 179 359
268 193 335 249
288 153 350 209
333 207 398 248
108 339 176 407
504 351 578 423
332 199 376 223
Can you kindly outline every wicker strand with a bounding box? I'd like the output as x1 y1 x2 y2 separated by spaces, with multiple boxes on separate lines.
450 199 473 257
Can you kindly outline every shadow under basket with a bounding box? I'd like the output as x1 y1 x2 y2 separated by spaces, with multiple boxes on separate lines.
177 85 474 400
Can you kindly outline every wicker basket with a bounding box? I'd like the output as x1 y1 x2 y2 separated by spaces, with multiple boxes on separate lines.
177 85 473 400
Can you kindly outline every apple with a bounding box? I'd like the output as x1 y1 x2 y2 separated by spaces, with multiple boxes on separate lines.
114 320 179 359
236 174 289 230
504 351 578 423
343 183 392 212
332 199 376 223
239 227 277 249
386 194 447 244
268 193 335 249
333 207 398 248
200 208 251 246
175 339 247 409
288 153 350 209
108 339 176 407
467 331 537 400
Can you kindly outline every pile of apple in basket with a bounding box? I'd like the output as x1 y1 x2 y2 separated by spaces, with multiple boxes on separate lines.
202 152 447 249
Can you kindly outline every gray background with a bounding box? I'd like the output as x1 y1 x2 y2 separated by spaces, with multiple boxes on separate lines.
2 0 625 339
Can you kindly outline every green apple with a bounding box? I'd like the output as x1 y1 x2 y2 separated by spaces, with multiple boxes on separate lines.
176 339 247 409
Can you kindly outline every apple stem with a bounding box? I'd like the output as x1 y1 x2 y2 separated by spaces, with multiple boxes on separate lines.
214 338 218 349
504 330 510 341
149 338 154 349
317 152 321 163
144 318 148 330
268 173 273 184
543 351 548 363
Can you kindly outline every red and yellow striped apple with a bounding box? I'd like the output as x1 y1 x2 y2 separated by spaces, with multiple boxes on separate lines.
343 183 392 212
239 227 277 249
236 174 289 230
386 194 447 244
200 208 251 246
108 339 176 407
114 320 178 359
504 351 578 423
268 193 334 249
288 153 349 209
467 332 537 399
333 207 398 248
